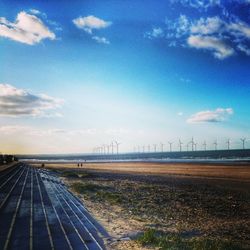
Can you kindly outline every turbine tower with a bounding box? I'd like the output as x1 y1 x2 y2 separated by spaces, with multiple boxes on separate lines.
105 144 110 154
240 138 246 150
190 137 195 151
153 144 157 153
178 139 183 152
168 142 173 152
160 142 165 152
98 147 101 154
102 144 106 154
110 142 115 154
203 141 207 151
226 139 230 150
114 141 121 154
213 140 218 150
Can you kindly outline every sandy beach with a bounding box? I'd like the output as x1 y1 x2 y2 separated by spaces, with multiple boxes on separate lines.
30 161 250 249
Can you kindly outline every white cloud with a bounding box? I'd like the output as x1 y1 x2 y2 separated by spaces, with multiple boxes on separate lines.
72 15 111 34
190 16 250 39
152 27 164 37
29 9 41 15
177 15 190 34
0 11 55 45
191 17 223 34
228 20 250 39
170 0 221 9
0 125 31 134
164 15 190 38
237 44 250 55
145 27 164 39
187 35 234 59
189 17 250 58
92 36 110 44
187 108 233 123
0 125 132 137
151 13 250 59
0 84 63 117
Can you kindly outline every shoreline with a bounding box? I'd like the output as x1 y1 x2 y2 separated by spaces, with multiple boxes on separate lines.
29 161 250 182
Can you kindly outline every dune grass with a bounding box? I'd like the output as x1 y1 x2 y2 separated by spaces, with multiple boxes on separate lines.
96 190 123 204
71 182 102 193
71 182 123 205
61 171 79 178
137 228 243 250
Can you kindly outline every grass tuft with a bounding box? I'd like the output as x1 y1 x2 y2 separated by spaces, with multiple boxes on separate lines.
96 191 123 204
71 183 102 193
61 171 79 178
137 229 244 250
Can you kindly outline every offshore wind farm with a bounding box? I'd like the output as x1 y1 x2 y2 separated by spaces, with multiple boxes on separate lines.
19 137 250 163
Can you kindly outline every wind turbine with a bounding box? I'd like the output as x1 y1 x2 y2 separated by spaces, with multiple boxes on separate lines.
98 147 101 154
190 137 195 151
106 144 110 154
160 142 165 152
203 141 207 151
226 139 230 150
110 141 115 154
114 141 121 154
213 140 218 150
103 144 107 154
168 142 173 152
153 144 157 153
178 139 183 152
240 138 246 150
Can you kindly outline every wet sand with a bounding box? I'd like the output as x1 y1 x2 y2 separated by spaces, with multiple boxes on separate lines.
31 161 250 181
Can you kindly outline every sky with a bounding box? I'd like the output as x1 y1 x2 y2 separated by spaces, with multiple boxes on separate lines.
0 0 250 154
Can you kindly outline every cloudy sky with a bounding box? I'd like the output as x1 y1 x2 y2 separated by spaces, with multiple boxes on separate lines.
1 0 250 154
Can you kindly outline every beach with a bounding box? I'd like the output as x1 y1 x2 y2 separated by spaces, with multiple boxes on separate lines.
30 161 250 249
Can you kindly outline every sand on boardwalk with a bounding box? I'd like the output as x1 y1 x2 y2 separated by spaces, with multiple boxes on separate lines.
0 162 19 172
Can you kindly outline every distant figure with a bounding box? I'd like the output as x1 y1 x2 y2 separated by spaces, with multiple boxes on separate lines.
77 163 79 167
41 163 45 168
80 163 82 167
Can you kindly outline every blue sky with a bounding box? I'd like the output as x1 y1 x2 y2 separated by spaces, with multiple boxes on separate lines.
0 0 250 153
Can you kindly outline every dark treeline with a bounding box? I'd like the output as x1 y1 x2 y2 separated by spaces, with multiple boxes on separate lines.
0 155 18 165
